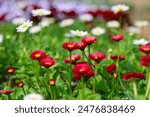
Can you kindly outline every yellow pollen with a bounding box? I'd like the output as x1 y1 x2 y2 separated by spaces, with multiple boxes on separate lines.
113 72 118 79
46 62 51 65
94 56 98 59
35 54 41 57
118 7 123 12
21 24 28 29
68 45 73 48
50 81 55 85
8 69 13 73
79 69 84 72
144 48 150 51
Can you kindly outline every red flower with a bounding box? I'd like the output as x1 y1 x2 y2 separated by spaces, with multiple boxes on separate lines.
89 51 106 63
64 54 81 64
0 89 13 94
62 42 79 51
83 71 95 78
77 42 87 50
139 44 150 53
123 72 145 81
48 79 56 86
6 67 15 74
73 74 81 80
17 81 24 87
30 50 46 60
140 56 150 67
105 64 116 73
39 56 55 68
81 36 97 45
111 34 124 42
72 62 91 75
110 55 125 61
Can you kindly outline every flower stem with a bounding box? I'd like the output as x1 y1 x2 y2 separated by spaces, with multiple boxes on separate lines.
117 42 125 90
145 67 150 98
80 77 84 100
93 64 98 93
8 76 11 89
132 81 138 97
22 86 26 95
69 51 72 95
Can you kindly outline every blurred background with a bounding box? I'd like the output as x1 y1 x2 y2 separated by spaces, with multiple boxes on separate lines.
0 0 150 37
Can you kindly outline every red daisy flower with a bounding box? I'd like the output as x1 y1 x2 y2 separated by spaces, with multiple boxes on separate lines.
83 71 95 78
123 72 145 81
72 62 91 75
110 55 125 61
140 56 150 67
30 50 46 60
0 89 13 94
48 79 56 86
81 36 97 45
39 56 55 68
105 64 116 73
17 81 24 87
139 44 150 53
64 54 81 64
77 42 87 50
111 34 124 42
6 67 15 74
89 51 106 63
62 42 79 51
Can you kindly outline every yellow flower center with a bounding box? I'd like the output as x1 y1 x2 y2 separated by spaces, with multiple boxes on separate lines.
35 54 41 57
118 7 123 12
68 45 73 48
144 48 150 51
21 24 28 29
50 81 55 85
8 69 13 73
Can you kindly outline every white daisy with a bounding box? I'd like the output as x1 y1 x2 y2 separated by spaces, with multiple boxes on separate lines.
31 9 51 17
107 20 120 28
134 20 149 28
78 13 94 22
39 18 55 27
12 17 26 25
16 20 33 32
91 27 106 36
23 93 44 100
111 4 129 13
0 34 3 43
133 38 149 45
127 26 141 34
59 19 74 28
29 26 41 34
70 30 88 37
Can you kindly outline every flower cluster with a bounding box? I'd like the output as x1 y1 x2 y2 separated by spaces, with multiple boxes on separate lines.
30 50 55 68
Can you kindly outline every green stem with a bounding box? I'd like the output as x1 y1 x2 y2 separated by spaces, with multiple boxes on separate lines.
93 64 98 93
69 51 72 95
69 51 72 71
80 77 85 100
132 81 138 97
22 86 26 95
117 42 125 90
82 50 95 69
145 67 150 98
8 76 11 89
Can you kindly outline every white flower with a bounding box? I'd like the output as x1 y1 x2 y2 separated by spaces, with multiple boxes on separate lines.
23 93 44 100
127 26 141 34
16 20 33 32
59 19 74 27
78 14 94 22
64 33 74 37
107 20 120 28
12 17 26 25
133 38 149 45
111 4 129 13
29 26 41 34
134 20 149 28
39 18 55 27
31 9 51 17
91 27 106 36
0 34 3 43
70 30 88 37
